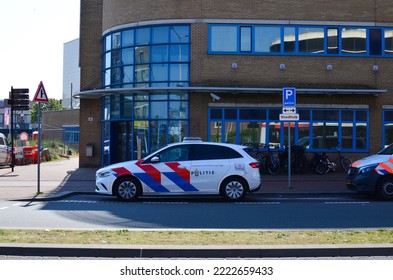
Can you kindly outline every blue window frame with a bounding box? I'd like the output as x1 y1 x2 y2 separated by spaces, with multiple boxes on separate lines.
382 110 393 148
209 24 392 57
208 108 369 152
63 126 80 144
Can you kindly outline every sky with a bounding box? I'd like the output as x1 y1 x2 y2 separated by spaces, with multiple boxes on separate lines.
0 0 80 101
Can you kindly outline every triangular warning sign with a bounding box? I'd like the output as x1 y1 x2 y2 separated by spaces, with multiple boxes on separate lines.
33 81 49 103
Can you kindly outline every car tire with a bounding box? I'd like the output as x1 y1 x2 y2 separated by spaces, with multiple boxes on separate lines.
113 176 141 201
220 176 248 201
376 177 393 201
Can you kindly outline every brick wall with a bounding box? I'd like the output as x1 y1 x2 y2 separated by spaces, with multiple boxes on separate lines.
79 0 393 167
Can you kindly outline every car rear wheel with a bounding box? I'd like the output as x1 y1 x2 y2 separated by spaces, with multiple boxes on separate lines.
377 177 393 201
220 176 248 201
113 176 141 201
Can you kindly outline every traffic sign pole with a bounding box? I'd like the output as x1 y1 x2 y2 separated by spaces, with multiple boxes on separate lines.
34 81 48 195
282 87 297 189
37 103 41 194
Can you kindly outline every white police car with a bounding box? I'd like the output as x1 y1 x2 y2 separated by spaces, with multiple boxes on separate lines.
95 138 261 201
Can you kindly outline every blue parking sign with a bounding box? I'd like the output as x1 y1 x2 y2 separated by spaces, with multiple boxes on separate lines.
282 87 296 107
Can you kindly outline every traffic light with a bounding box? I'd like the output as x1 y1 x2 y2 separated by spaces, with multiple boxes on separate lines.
9 87 30 110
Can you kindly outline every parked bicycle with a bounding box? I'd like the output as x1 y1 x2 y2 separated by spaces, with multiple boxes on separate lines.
310 147 352 174
259 144 281 175
278 145 308 174
248 144 280 175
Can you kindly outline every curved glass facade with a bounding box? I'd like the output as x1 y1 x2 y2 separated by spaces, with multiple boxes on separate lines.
101 25 190 165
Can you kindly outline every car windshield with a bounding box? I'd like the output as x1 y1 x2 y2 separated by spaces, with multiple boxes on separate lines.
378 144 393 155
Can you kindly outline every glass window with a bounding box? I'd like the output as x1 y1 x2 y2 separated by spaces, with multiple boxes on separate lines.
269 122 281 147
122 48 134 65
122 29 134 47
134 101 149 119
298 27 324 54
136 27 150 45
297 122 310 148
103 25 190 89
254 26 281 53
105 35 111 51
151 45 169 62
385 29 393 55
152 26 169 44
240 26 252 52
151 101 168 119
327 28 339 54
150 120 168 152
122 66 134 84
170 26 190 43
170 101 188 119
283 27 296 53
123 95 133 118
240 109 266 120
170 63 188 81
225 109 237 119
112 32 121 49
209 108 368 151
169 120 188 143
240 122 265 146
224 122 237 143
135 46 150 64
342 28 367 54
210 121 222 142
210 25 237 52
189 145 242 160
355 123 367 149
134 64 150 82
370 28 382 56
151 64 168 82
158 145 189 162
313 110 339 121
170 45 189 62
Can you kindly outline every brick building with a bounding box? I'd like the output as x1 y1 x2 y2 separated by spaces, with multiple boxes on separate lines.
76 0 393 167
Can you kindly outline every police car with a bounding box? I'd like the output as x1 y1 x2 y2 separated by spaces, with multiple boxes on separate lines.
346 143 393 200
95 138 261 201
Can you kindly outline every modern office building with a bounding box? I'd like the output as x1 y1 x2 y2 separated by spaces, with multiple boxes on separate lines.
63 39 81 109
77 0 393 167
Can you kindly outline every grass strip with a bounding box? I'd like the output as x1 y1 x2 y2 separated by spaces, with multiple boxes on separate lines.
0 229 393 245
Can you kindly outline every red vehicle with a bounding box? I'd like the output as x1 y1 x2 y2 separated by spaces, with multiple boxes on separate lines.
0 133 12 167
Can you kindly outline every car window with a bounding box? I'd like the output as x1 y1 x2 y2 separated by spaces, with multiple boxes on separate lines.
0 137 4 146
189 144 242 160
157 145 190 162
379 144 393 155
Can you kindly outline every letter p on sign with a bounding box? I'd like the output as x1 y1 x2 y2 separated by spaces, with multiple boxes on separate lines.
282 87 296 107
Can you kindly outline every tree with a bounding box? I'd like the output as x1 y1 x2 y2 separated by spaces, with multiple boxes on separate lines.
31 99 65 123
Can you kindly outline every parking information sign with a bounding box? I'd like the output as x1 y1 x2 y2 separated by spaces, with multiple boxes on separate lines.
282 87 296 107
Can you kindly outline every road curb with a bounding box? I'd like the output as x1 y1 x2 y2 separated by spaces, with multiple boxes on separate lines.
1 244 393 258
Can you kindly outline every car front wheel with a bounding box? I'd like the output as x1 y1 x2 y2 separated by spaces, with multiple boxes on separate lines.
113 176 141 201
377 177 393 201
220 176 248 201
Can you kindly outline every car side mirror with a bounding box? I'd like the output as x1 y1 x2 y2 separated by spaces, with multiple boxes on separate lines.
151 156 160 163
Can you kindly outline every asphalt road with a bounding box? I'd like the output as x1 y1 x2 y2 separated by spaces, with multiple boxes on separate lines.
1 193 392 230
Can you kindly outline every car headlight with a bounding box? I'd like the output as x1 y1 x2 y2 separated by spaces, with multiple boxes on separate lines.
358 164 378 175
97 170 112 178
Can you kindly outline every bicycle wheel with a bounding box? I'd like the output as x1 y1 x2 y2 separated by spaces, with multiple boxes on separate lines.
340 156 352 172
258 155 267 174
267 155 280 175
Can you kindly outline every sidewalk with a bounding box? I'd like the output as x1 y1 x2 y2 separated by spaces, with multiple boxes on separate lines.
0 157 351 201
